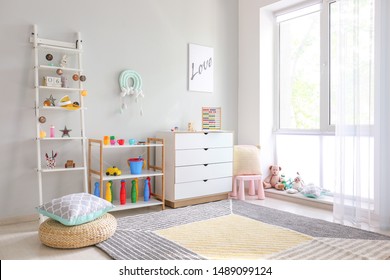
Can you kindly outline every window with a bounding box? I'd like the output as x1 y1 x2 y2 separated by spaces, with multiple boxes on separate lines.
274 0 374 194
278 6 321 130
275 1 335 193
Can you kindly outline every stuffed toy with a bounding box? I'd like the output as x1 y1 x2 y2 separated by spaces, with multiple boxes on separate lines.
301 184 322 198
292 172 304 192
263 165 284 190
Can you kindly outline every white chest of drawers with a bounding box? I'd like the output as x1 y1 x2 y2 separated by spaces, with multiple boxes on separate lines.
156 131 233 208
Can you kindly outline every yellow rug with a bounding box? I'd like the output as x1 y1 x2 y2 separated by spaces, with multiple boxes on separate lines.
156 214 313 260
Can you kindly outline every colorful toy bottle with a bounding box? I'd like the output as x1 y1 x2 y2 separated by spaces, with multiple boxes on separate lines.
94 182 100 197
109 180 113 202
135 178 139 201
105 181 112 202
50 125 55 138
147 176 152 199
144 178 150 202
131 180 137 203
120 180 126 205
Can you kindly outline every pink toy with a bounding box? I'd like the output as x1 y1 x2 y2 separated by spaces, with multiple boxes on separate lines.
50 125 55 138
147 176 152 199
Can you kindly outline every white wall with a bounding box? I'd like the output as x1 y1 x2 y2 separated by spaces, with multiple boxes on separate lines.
0 0 238 221
238 0 278 174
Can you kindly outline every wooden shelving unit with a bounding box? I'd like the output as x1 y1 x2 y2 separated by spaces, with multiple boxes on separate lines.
88 138 165 211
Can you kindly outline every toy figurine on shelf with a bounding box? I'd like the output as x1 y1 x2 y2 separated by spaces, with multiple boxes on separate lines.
64 160 75 168
146 176 152 199
61 76 68 88
94 182 100 197
135 178 139 199
120 180 126 205
45 151 57 169
60 54 68 68
105 166 122 176
110 136 115 145
105 181 112 202
144 178 150 202
131 180 137 203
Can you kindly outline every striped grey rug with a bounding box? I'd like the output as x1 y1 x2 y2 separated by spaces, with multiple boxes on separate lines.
96 199 390 260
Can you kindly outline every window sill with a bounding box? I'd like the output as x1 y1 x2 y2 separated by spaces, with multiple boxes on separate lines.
264 188 333 211
274 129 335 136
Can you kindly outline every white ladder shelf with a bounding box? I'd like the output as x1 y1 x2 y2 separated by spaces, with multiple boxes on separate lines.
30 25 88 222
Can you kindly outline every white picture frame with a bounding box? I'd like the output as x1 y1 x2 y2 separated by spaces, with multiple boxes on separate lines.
188 43 214 93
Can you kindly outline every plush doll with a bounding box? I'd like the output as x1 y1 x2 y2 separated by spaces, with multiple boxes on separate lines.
263 165 284 190
292 172 304 192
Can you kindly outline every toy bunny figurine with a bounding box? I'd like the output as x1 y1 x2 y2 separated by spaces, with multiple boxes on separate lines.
292 172 304 192
60 54 68 68
45 151 57 169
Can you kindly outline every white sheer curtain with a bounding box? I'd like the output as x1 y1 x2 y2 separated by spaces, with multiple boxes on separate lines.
334 0 390 231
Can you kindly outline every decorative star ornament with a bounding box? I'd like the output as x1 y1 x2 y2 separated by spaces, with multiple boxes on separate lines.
60 126 72 137
45 94 56 106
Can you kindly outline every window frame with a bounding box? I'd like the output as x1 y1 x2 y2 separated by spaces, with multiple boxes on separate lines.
274 0 336 135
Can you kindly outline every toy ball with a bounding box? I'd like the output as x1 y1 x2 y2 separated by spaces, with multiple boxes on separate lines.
45 54 53 61
38 116 46 123
56 69 63 75
79 75 86 82
81 90 88 96
72 74 79 81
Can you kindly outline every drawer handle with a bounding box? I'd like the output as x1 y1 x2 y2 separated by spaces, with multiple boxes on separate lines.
203 164 208 167
203 179 208 182
204 148 209 151
204 132 209 135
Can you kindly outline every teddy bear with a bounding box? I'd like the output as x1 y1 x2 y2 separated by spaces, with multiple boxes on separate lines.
263 165 284 190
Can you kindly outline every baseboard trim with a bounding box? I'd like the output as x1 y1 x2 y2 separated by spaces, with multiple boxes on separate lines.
0 214 39 226
165 193 229 208
264 189 333 211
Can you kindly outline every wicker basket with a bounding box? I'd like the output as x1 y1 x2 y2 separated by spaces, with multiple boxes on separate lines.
39 213 117 249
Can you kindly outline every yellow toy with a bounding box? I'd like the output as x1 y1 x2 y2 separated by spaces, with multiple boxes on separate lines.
105 181 112 202
135 178 139 202
105 166 122 176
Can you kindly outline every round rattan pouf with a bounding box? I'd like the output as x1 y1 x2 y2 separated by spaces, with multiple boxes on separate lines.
39 213 117 249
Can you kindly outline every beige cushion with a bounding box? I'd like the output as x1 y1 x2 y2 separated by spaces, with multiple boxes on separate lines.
233 145 262 176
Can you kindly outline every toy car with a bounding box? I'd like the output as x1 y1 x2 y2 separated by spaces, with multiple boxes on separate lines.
106 166 122 176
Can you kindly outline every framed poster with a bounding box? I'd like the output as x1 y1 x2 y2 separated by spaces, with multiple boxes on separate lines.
202 107 221 130
188 44 214 92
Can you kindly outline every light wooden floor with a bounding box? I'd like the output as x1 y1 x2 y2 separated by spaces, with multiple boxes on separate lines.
1 195 389 260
